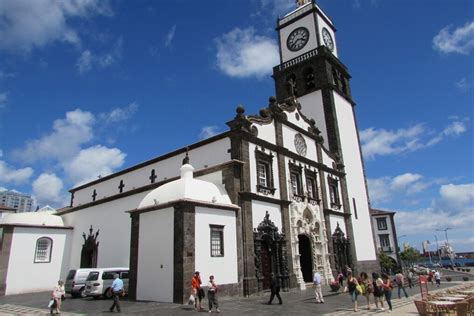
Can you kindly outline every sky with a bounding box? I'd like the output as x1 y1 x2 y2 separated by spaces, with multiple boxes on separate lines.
0 0 472 252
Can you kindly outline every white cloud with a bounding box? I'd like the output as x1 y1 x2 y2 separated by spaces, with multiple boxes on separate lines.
0 92 7 108
99 102 138 124
199 126 220 140
14 109 95 163
0 160 33 185
361 119 469 159
368 172 429 204
435 183 474 213
215 27 279 79
433 21 474 55
76 37 123 74
456 78 473 90
32 173 64 206
65 145 126 186
164 25 176 48
259 0 294 17
0 0 112 53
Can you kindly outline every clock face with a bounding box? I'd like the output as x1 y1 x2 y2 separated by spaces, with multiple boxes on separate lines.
294 133 307 156
287 27 309 52
322 28 334 52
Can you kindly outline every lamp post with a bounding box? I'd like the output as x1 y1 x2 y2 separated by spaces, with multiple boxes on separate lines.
434 235 440 264
397 235 407 269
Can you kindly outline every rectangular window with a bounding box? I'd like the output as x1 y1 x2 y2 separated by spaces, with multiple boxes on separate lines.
257 162 268 187
377 218 388 230
34 237 52 263
352 198 358 220
306 177 315 198
379 234 391 248
210 225 224 257
290 172 300 195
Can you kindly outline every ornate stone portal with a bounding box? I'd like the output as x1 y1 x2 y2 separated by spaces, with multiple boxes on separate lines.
80 225 99 268
290 203 333 289
254 212 290 291
332 223 353 274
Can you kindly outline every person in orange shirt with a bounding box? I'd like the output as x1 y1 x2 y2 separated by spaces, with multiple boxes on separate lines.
191 271 204 311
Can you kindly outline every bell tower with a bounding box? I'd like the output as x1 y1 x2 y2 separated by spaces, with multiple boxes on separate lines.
273 1 378 271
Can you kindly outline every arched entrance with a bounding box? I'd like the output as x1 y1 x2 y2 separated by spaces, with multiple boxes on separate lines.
298 234 313 282
80 225 99 268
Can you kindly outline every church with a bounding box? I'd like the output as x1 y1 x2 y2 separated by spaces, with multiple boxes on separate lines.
0 1 379 302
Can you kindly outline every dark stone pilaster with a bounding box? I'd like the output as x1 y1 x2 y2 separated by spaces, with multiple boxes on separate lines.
128 214 140 300
173 203 195 304
0 226 13 296
339 175 358 272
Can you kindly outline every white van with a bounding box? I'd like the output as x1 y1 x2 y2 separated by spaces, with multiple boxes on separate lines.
65 268 96 298
84 268 129 299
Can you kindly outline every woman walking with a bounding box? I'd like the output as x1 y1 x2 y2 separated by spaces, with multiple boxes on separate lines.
50 280 65 315
359 272 372 310
381 273 393 313
344 271 359 312
372 272 385 311
207 275 220 313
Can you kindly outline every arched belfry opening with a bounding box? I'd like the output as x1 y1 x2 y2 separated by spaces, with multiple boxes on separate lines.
80 225 99 268
254 211 290 291
298 234 313 282
332 223 352 273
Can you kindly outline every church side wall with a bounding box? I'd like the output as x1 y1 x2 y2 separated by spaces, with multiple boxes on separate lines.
195 207 238 287
298 90 328 144
332 92 376 261
6 227 68 295
61 192 148 272
72 138 231 207
252 201 282 231
136 208 174 302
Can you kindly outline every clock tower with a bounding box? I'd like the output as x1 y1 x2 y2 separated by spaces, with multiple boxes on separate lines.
273 1 379 272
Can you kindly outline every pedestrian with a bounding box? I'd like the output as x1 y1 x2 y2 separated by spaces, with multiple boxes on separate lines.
207 275 220 313
50 280 65 315
372 272 385 311
407 269 414 288
428 270 434 284
359 272 372 310
191 271 204 311
395 270 409 299
267 273 282 305
381 273 393 313
434 270 441 287
344 271 359 312
109 274 124 313
337 271 344 286
313 271 324 303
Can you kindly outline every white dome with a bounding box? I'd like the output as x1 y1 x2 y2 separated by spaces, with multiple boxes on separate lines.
0 210 65 227
138 163 233 209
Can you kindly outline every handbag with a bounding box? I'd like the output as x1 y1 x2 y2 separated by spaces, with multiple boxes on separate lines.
188 294 195 305
356 284 364 295
48 299 56 308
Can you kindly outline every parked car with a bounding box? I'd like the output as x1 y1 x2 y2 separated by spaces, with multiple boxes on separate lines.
84 268 129 299
65 268 97 298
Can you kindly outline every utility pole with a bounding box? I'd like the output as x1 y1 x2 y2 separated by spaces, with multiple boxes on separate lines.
436 228 454 267
434 235 440 264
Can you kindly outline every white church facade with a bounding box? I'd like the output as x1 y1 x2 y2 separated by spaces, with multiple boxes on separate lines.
0 1 379 302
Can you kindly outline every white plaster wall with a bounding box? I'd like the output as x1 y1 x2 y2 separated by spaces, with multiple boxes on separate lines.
332 92 376 261
61 192 149 270
196 171 230 202
6 227 69 295
195 207 238 285
249 143 280 196
280 13 318 62
317 15 338 57
252 201 282 231
251 122 276 144
297 91 328 144
73 138 231 206
321 148 336 168
281 125 317 161
136 207 174 302
329 215 346 236
285 110 311 131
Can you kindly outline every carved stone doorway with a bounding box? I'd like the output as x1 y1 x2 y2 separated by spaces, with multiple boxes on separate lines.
80 225 99 268
298 234 313 282
260 240 272 290
332 223 352 274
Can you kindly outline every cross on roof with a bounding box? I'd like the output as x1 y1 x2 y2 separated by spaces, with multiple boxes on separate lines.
118 180 125 193
92 189 97 201
149 169 157 183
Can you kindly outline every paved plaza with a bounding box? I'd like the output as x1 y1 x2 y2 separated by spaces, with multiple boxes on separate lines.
0 270 471 315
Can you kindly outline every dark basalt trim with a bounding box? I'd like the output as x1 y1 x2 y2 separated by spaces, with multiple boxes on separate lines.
0 224 73 230
239 191 291 207
323 208 351 217
70 131 234 193
127 199 239 215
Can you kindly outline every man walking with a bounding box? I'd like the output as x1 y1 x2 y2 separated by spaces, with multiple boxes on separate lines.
313 271 324 303
109 274 124 313
395 271 409 299
434 270 441 287
267 274 282 305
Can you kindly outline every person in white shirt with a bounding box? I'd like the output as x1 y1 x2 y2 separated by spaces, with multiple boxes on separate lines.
434 270 441 287
51 280 65 315
207 275 220 313
313 271 324 303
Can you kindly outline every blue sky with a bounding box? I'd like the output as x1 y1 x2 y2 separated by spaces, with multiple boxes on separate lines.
0 0 472 252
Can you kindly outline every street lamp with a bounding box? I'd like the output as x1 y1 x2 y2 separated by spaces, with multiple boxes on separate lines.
397 235 407 268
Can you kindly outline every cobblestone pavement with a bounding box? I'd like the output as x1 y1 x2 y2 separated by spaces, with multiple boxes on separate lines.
0 270 471 315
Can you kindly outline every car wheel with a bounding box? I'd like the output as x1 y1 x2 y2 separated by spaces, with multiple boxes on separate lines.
104 288 113 299
80 287 87 298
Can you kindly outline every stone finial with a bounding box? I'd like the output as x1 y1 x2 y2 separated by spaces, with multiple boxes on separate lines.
182 147 190 165
235 104 245 119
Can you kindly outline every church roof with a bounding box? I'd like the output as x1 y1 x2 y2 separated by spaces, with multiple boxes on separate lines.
137 161 234 209
0 210 65 227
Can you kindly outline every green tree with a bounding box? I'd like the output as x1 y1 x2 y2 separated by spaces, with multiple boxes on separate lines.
400 246 421 267
379 252 396 274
